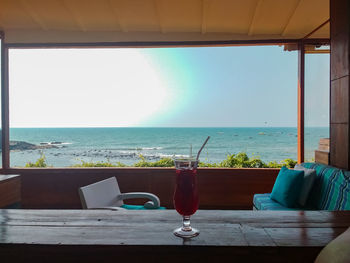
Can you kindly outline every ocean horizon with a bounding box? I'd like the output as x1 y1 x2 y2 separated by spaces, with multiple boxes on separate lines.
9 127 329 167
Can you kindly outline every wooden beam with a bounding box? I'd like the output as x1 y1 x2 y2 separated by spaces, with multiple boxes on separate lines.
248 0 263 36
154 0 165 34
0 7 6 27
1 31 10 169
61 0 87 32
4 38 330 49
201 0 210 34
305 49 330 54
282 0 303 36
20 0 48 30
303 19 330 39
108 0 128 33
297 41 305 163
330 0 350 169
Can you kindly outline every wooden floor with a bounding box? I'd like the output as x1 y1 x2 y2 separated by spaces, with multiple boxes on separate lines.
0 209 349 262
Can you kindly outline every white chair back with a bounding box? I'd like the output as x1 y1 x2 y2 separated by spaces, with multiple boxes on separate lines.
79 177 123 209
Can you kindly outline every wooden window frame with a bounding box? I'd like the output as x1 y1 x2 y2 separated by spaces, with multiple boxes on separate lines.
0 33 329 172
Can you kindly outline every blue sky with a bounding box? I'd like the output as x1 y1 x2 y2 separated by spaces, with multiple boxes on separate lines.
8 45 329 128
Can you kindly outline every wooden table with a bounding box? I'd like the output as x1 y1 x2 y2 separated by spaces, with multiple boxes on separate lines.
0 209 349 263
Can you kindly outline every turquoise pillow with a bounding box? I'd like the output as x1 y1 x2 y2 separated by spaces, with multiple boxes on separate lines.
270 166 304 207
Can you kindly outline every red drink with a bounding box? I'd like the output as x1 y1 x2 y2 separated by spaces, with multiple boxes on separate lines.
173 168 199 216
173 136 209 238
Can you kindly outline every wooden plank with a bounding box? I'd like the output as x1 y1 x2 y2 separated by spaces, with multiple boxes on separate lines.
0 210 348 245
0 224 246 246
315 150 330 165
298 41 305 163
318 138 330 151
1 32 10 169
7 168 278 209
330 0 349 81
330 77 349 124
265 227 346 247
0 210 347 263
318 145 329 151
0 245 323 263
303 19 330 39
319 138 330 146
1 210 349 228
330 0 350 170
0 174 21 207
330 123 349 169
241 225 276 246
4 38 330 49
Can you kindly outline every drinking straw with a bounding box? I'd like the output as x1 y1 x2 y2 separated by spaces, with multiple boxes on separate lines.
189 144 192 158
196 136 210 161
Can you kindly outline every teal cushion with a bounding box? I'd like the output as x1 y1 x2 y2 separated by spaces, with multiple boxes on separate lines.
270 166 304 207
301 163 350 210
121 204 166 210
253 193 303 211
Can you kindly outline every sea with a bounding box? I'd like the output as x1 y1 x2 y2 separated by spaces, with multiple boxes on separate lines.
9 127 329 167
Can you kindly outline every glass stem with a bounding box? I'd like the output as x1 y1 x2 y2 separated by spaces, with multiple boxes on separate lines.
182 216 192 232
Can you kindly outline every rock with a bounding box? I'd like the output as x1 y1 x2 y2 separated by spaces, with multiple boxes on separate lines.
10 141 37 150
8 141 58 151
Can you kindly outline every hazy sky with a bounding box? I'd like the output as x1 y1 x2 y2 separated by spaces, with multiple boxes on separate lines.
8 45 329 128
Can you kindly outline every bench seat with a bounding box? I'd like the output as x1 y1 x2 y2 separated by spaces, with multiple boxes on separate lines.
253 193 302 210
253 163 350 211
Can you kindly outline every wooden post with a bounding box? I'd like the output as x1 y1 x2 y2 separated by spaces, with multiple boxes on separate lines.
330 0 350 169
297 41 305 164
1 32 10 169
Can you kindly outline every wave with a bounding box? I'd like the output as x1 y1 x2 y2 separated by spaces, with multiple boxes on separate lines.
112 147 163 151
140 147 163 150
70 149 189 160
40 141 72 146
158 153 188 158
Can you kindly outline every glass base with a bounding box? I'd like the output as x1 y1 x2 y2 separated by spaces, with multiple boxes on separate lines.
173 227 199 238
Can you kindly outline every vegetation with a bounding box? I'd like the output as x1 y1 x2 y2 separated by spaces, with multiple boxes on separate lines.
133 155 174 167
25 153 48 167
72 160 126 167
25 152 297 168
72 155 174 168
198 153 297 168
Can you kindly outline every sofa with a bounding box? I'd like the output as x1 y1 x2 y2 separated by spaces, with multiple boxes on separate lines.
253 162 350 210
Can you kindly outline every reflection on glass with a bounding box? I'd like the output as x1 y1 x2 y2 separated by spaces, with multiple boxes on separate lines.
305 47 330 161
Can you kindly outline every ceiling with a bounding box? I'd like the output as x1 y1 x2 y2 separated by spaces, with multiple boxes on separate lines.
0 0 329 44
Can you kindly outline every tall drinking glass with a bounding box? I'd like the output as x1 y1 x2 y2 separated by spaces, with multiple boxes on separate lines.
173 158 199 238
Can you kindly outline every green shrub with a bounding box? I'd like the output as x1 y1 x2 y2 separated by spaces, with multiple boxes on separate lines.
134 155 174 167
27 152 297 168
280 158 297 168
266 161 281 168
72 160 126 167
25 153 48 167
198 161 219 167
72 155 174 168
200 153 297 168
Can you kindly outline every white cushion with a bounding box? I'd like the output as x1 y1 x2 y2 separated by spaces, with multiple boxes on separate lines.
294 164 317 206
315 227 350 263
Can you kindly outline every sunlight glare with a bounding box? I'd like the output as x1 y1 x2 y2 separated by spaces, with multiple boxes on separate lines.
9 49 169 127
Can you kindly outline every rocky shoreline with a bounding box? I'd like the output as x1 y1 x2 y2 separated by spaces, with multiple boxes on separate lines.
9 141 59 151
